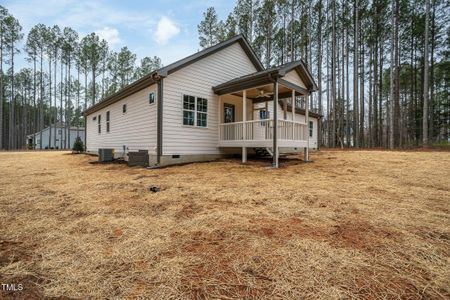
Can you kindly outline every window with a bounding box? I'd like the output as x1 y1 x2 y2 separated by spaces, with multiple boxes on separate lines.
149 92 155 104
183 95 208 127
309 121 313 137
259 109 269 125
123 104 127 113
93 116 97 121
106 111 110 133
98 114 101 134
196 97 208 127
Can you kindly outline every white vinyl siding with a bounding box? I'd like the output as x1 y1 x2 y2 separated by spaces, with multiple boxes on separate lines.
85 85 157 155
283 70 307 89
162 42 259 155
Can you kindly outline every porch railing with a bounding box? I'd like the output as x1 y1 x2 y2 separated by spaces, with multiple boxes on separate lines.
219 119 308 142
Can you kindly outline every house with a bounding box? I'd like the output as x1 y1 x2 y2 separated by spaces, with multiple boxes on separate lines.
27 124 85 150
83 35 319 168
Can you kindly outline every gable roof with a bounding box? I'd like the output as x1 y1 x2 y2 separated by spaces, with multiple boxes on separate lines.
83 35 263 116
213 60 318 96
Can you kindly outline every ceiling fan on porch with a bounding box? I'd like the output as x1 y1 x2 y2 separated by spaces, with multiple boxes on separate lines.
255 88 273 98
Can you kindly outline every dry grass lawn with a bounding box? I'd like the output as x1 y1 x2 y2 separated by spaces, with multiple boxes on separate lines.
0 150 449 299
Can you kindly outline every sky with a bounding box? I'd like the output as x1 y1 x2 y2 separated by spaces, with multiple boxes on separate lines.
1 0 236 69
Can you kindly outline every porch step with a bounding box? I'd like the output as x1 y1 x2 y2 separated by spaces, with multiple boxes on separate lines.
254 147 272 157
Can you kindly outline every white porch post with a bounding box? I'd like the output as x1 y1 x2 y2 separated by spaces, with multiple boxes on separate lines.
292 89 295 140
273 81 279 168
218 96 222 141
292 90 295 121
304 95 310 162
242 90 247 163
218 96 222 123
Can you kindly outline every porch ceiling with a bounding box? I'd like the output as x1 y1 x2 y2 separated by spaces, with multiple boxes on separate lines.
230 83 299 100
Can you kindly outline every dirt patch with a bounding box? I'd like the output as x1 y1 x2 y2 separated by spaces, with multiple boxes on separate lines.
329 219 399 251
0 275 46 300
0 240 32 266
0 240 45 299
179 229 271 299
248 217 399 252
248 217 328 241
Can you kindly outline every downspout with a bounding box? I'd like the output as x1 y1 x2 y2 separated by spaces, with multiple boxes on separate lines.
317 114 322 151
273 81 279 168
84 115 87 152
155 74 164 165
305 89 310 161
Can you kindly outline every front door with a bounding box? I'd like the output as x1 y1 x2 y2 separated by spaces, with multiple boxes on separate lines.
223 104 235 123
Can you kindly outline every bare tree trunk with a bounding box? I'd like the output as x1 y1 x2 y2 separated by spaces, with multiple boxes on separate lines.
290 0 295 62
9 41 15 149
389 0 395 149
373 37 379 147
379 45 384 147
326 32 330 147
369 46 373 147
422 0 430 145
22 84 27 148
92 65 96 105
353 0 359 147
54 54 57 148
317 0 323 148
67 57 71 149
60 59 63 149
48 56 52 149
39 49 43 149
331 0 336 147
340 17 345 147
409 22 415 145
33 57 37 149
394 0 400 147
428 0 435 141
0 28 3 150
307 1 313 111
77 65 80 138
360 36 365 147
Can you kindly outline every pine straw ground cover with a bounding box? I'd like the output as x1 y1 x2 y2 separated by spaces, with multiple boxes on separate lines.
0 150 449 299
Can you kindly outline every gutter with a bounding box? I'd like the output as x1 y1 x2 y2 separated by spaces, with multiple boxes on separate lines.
154 74 165 165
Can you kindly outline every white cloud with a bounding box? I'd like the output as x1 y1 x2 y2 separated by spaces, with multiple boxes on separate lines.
153 16 180 46
95 27 121 48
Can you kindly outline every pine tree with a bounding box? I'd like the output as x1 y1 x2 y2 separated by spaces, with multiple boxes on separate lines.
79 33 107 105
198 7 221 49
0 6 10 149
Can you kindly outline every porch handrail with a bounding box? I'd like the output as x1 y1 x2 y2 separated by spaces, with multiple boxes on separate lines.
218 119 307 126
219 119 308 142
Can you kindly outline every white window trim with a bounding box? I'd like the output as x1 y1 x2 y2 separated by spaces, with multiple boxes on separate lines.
106 111 111 134
181 94 208 129
98 114 102 134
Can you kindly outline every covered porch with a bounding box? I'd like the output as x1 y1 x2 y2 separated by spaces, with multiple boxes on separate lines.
213 61 318 168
